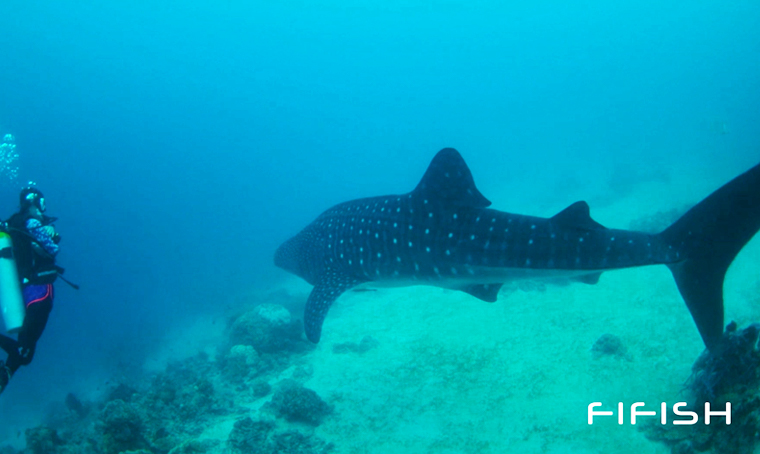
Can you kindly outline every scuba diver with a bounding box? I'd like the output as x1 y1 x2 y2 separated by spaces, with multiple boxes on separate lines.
0 186 61 395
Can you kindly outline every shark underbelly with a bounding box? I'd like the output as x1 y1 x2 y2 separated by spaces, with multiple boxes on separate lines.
356 265 614 290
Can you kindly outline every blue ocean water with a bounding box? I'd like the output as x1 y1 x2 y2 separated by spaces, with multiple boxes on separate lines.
0 0 758 450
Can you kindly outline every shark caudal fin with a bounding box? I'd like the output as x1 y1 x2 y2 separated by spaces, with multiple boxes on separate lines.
659 162 760 350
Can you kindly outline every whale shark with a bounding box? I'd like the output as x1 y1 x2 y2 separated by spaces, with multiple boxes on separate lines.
275 148 760 349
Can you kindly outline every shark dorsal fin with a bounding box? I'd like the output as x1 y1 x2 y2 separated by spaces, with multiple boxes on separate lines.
412 148 491 208
551 201 606 230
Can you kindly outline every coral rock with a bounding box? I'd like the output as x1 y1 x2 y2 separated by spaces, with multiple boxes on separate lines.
269 381 333 426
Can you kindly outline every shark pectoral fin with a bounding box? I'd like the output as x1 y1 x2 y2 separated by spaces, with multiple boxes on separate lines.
573 272 603 285
412 148 492 208
551 201 606 230
304 271 365 344
460 283 503 303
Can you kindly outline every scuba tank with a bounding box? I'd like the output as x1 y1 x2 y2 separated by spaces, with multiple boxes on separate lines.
0 231 24 333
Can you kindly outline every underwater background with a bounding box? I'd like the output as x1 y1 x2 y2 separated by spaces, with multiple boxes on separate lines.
0 0 759 452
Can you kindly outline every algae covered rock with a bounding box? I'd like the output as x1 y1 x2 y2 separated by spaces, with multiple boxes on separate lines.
100 399 147 454
230 344 259 362
591 333 630 360
168 439 216 454
64 392 89 419
252 380 272 398
269 380 333 425
272 430 334 454
25 426 62 454
227 417 275 454
222 344 262 382
107 383 138 403
230 304 303 353
332 335 379 354
145 354 221 425
227 417 333 454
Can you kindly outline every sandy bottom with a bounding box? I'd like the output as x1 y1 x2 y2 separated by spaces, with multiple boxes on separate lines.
276 236 758 453
297 272 686 453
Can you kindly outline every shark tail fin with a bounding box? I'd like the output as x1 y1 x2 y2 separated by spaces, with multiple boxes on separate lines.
659 162 760 350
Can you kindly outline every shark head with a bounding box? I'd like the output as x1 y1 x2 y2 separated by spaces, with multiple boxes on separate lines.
274 148 494 342
274 235 302 276
274 230 322 286
274 225 325 285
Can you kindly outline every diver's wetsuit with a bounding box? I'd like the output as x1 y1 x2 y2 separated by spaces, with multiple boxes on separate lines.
0 214 58 377
0 285 54 372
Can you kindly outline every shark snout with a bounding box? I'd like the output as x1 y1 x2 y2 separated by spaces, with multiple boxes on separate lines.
274 241 294 271
274 235 307 279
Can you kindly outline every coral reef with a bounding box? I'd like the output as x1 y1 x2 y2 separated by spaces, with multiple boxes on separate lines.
100 399 147 454
591 333 630 360
108 383 138 403
227 417 275 454
2 297 338 454
221 344 263 383
229 303 306 354
143 353 223 429
227 417 334 454
63 393 88 419
267 380 333 426
271 430 334 454
332 335 379 354
24 426 61 454
642 322 760 454
167 439 218 454
251 380 272 398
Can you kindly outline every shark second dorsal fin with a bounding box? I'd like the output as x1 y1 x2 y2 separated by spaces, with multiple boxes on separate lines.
413 148 491 208
551 201 606 230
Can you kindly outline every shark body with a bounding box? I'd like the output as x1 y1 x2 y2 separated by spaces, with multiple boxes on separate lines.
276 148 760 349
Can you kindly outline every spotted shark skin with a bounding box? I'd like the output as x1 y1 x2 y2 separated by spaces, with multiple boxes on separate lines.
276 148 760 349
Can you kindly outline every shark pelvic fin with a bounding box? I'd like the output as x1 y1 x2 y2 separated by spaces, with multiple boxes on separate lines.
413 148 491 208
460 283 503 302
572 272 603 285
